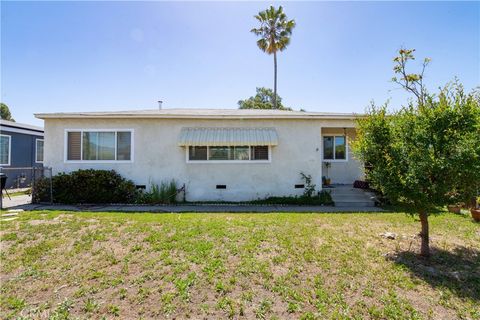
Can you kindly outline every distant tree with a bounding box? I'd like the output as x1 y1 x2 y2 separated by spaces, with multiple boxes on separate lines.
238 87 291 110
0 103 15 121
353 49 480 257
251 6 295 109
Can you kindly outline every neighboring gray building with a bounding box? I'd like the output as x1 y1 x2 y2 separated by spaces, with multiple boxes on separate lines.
0 119 44 189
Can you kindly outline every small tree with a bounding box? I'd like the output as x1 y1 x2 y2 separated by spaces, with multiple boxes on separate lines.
238 87 291 110
1 103 15 121
353 50 480 257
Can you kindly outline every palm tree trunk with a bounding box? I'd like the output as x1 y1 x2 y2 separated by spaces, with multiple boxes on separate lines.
273 51 277 109
419 211 430 257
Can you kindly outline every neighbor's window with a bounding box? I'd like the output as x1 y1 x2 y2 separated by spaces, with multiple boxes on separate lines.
323 136 346 160
66 130 132 161
187 145 269 162
36 139 44 163
0 134 11 166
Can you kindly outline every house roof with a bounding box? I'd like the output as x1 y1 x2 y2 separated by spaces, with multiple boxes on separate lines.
35 108 362 120
0 119 44 135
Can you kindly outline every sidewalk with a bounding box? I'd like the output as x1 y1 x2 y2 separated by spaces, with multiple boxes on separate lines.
2 201 385 213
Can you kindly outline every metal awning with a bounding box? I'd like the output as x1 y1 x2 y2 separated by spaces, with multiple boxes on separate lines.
178 127 278 146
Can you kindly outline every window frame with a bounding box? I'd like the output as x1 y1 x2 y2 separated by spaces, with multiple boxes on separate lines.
0 134 11 166
64 129 134 163
322 135 348 162
35 139 44 163
186 145 271 163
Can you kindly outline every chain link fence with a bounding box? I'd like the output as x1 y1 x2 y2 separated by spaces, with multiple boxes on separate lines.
0 167 53 207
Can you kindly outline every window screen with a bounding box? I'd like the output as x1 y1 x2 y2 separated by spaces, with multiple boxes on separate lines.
251 146 269 160
0 135 10 165
189 146 207 160
335 136 346 160
36 140 44 162
323 136 334 160
117 132 132 160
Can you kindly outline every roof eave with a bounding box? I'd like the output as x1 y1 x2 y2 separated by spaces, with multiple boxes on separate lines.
34 113 363 120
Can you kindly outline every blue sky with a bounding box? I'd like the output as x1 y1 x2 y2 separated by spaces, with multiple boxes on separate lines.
1 1 479 126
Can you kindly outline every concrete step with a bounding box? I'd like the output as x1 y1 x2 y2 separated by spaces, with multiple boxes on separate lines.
335 201 376 207
331 195 375 202
325 185 377 208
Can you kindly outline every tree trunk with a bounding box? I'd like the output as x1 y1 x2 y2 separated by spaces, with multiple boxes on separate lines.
419 211 430 257
273 51 277 109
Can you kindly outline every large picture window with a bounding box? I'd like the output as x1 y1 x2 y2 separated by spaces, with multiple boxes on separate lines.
66 130 132 162
0 134 11 166
188 145 270 162
323 135 347 161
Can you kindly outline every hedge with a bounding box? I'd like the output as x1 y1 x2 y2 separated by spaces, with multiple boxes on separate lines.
33 169 138 204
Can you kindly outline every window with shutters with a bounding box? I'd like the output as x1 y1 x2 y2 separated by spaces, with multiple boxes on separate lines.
65 130 133 162
187 145 270 162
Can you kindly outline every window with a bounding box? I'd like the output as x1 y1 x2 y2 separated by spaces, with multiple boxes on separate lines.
0 134 11 166
66 130 132 162
187 146 270 162
251 146 269 160
323 135 347 160
189 146 207 160
36 139 44 163
209 146 230 160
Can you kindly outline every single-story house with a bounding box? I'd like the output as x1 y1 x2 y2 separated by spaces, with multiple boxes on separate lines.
0 119 44 189
35 109 364 201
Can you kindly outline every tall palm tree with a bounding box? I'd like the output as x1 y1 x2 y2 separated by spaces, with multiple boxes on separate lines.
251 6 295 109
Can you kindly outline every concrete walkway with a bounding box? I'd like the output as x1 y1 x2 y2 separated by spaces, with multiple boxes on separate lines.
2 201 384 213
1 194 32 210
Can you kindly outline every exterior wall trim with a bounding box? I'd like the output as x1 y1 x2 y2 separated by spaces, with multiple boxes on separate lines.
0 126 44 136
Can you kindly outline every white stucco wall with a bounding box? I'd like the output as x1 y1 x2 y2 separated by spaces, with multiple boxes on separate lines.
43 118 363 201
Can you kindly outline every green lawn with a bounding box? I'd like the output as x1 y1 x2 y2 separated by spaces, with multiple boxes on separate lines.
0 211 478 319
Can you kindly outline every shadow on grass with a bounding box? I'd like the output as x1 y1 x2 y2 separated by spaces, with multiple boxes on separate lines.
389 246 480 301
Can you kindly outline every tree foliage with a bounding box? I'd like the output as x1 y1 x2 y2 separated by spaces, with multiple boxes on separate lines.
238 87 291 110
353 49 480 257
0 103 15 121
251 6 295 109
251 6 295 55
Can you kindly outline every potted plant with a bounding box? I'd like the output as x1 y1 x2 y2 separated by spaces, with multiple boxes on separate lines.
447 204 462 214
323 162 332 186
471 196 480 222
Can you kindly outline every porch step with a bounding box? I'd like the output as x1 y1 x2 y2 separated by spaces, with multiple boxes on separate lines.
331 195 375 202
326 184 377 207
335 201 376 207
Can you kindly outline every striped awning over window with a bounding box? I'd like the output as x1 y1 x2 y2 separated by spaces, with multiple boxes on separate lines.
178 127 278 146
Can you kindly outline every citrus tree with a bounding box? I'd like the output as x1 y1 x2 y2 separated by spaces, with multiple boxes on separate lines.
353 50 480 257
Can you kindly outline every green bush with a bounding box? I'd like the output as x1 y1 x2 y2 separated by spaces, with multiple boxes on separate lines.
33 169 138 204
137 180 178 204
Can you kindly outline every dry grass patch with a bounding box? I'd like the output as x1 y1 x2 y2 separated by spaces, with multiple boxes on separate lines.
0 211 479 319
